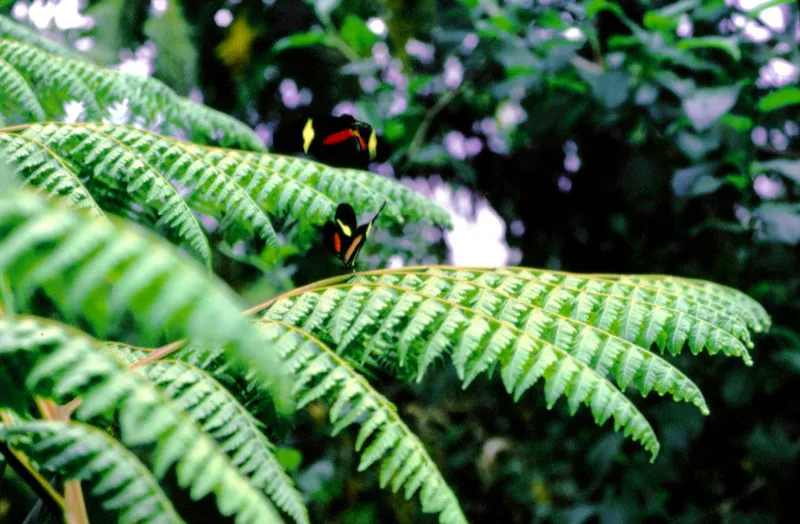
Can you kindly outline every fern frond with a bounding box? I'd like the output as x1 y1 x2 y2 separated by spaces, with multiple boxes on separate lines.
600 274 771 334
3 122 212 265
80 123 280 247
0 38 102 117
261 267 768 461
0 317 284 523
0 36 262 150
191 147 455 228
0 182 289 406
1 122 453 257
346 271 709 412
260 319 468 524
106 334 467 524
262 282 661 460
0 132 104 217
0 420 184 524
491 269 758 362
0 57 46 122
132 355 309 524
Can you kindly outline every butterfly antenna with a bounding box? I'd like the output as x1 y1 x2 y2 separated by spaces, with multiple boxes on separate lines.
374 201 387 221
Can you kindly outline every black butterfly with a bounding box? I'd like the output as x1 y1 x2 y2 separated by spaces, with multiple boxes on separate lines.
274 114 390 169
322 202 386 267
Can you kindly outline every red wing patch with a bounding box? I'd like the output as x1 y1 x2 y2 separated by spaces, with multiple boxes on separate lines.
323 129 355 146
333 232 342 253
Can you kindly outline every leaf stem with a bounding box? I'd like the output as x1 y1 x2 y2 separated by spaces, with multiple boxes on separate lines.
0 411 67 520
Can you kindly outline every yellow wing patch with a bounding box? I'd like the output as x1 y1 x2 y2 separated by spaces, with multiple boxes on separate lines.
336 219 353 237
368 130 378 160
302 119 315 153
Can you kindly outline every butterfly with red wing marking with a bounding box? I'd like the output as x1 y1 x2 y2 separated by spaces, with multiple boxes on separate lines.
273 114 390 169
322 202 386 267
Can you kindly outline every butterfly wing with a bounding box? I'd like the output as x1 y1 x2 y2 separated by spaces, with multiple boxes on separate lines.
342 224 368 267
334 204 357 236
322 220 343 256
341 203 386 267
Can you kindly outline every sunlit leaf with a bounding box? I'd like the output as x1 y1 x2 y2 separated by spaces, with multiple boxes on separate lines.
757 87 800 112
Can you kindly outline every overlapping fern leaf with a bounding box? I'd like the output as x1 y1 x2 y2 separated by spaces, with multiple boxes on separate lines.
0 317 283 523
260 319 468 524
104 330 468 523
0 420 184 524
0 122 453 266
0 18 262 150
110 344 308 524
260 266 769 463
0 179 290 407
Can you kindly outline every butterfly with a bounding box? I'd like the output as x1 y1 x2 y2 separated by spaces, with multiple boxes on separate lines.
274 114 390 169
322 202 386 267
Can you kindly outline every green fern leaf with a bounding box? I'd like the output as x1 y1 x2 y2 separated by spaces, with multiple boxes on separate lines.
260 319 468 524
0 133 103 216
106 330 468 524
262 267 768 461
192 147 454 229
0 317 284 523
349 270 711 410
0 181 289 407
0 420 184 524
0 38 102 118
0 56 46 121
133 356 309 524
0 34 262 150
1 123 453 260
3 122 212 265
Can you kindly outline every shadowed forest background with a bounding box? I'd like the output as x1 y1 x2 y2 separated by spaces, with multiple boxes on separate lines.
0 0 798 522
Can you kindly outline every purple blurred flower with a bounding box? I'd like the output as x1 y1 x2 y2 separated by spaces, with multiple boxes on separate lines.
214 9 233 28
254 122 274 147
333 101 359 118
677 14 693 37
510 219 525 237
769 129 789 150
497 101 527 128
444 56 463 89
360 76 379 93
383 59 407 89
487 135 508 154
753 175 784 199
372 42 390 67
751 126 768 146
557 175 573 193
406 39 435 64
444 131 467 160
279 79 312 108
461 33 479 52
758 57 799 88
464 137 483 157
388 92 408 116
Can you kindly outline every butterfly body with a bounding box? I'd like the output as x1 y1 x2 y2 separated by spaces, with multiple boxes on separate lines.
323 202 386 267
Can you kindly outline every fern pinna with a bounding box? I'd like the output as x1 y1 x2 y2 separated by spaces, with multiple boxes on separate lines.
0 12 772 524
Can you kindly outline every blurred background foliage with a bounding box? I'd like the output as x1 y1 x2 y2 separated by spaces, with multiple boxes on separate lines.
1 0 799 522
